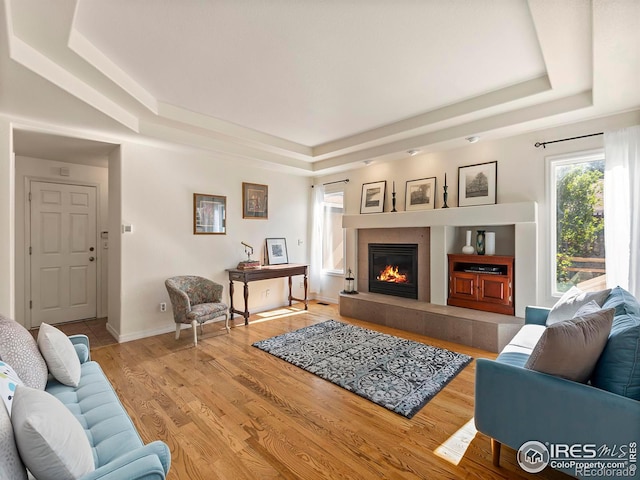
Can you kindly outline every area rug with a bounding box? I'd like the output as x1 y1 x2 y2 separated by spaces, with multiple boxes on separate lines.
252 320 472 418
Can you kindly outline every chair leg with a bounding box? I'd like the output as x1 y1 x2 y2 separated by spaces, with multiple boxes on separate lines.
175 324 181 340
191 320 198 346
225 313 230 333
491 438 501 467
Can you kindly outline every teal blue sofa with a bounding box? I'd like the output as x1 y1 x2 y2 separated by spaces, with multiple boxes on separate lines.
475 287 640 479
1 333 171 480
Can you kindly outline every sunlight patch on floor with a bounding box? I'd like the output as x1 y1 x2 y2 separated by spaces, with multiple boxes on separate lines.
250 308 305 323
434 417 477 465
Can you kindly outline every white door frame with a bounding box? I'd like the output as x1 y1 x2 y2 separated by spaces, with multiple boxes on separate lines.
24 176 103 329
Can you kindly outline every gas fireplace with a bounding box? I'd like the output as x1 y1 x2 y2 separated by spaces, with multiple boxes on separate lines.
368 243 418 299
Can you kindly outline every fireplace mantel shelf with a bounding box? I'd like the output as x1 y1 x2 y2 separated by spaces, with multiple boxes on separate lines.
342 201 537 229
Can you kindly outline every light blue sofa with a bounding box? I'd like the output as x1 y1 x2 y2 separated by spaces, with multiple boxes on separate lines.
1 333 171 480
475 286 640 479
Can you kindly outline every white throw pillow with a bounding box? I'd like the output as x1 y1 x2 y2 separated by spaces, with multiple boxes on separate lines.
0 361 23 414
37 323 81 387
546 287 611 326
11 385 95 480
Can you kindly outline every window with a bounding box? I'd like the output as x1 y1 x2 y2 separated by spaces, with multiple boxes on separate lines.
549 150 606 296
321 190 344 274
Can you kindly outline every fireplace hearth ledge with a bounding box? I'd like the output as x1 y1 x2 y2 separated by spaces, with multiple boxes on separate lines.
339 291 523 353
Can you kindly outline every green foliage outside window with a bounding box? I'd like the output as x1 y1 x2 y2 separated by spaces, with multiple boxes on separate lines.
555 161 605 291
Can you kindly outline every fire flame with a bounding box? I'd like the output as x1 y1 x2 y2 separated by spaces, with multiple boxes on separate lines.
377 265 408 283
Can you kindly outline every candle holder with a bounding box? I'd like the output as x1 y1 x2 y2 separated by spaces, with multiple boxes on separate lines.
442 185 449 208
391 191 397 212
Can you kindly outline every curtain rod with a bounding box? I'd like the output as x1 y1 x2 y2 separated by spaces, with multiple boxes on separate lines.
534 132 603 149
311 179 349 188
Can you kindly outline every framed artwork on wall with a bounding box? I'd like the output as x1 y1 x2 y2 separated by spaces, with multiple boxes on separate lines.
265 238 288 265
193 193 226 234
360 180 386 214
243 182 268 219
405 177 436 211
458 161 497 207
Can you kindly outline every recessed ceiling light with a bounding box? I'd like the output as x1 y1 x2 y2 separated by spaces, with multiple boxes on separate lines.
407 149 421 156
466 136 480 144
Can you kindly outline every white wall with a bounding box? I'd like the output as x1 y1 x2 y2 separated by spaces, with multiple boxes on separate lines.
315 110 640 308
14 155 109 327
113 143 311 341
0 120 14 318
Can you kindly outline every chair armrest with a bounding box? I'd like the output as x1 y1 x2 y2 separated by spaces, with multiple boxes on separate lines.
475 358 640 451
524 306 550 326
79 442 171 480
69 334 91 362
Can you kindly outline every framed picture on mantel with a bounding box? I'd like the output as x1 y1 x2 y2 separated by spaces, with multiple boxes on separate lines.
360 181 386 214
405 177 436 211
458 161 497 207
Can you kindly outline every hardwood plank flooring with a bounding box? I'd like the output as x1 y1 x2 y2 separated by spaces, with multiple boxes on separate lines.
91 302 570 480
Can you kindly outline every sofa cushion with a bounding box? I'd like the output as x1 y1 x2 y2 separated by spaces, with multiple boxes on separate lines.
38 323 81 387
0 360 23 414
496 324 546 367
525 308 614 383
546 286 611 326
11 385 95 480
591 287 640 399
0 314 48 390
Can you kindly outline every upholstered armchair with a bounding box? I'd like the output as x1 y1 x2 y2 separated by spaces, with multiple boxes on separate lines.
165 276 230 345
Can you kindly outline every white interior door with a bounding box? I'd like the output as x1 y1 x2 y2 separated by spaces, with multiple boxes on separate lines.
30 182 97 326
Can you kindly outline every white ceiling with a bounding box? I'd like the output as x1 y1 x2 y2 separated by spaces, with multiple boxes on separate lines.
2 0 640 175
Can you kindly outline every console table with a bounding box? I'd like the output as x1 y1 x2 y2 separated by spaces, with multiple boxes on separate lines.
226 264 309 324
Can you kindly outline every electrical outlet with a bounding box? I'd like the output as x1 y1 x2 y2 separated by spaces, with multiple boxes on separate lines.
160 302 167 312
265 289 271 297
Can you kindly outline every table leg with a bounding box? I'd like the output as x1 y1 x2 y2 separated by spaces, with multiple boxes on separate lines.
288 276 293 306
303 272 308 310
229 279 235 319
243 281 249 325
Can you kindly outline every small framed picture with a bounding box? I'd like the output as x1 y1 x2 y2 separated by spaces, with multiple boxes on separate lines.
243 182 268 219
405 177 436 211
458 161 497 207
265 238 288 265
360 181 386 214
193 193 226 235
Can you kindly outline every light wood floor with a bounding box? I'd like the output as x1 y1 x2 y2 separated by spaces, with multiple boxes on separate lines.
90 302 569 480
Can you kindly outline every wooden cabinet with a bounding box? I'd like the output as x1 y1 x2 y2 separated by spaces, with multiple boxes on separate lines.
448 254 514 315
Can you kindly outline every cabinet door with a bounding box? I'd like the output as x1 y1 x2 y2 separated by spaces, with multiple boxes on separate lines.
450 272 478 301
478 275 511 305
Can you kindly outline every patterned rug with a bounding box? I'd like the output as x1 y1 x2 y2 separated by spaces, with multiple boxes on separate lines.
252 320 472 418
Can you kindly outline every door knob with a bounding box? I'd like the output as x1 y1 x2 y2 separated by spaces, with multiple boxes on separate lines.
89 257 95 262
90 247 95 251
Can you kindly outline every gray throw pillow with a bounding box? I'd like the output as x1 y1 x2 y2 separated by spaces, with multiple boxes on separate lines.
0 399 28 480
0 315 48 390
546 287 611 325
11 385 95 480
37 323 81 387
525 308 614 383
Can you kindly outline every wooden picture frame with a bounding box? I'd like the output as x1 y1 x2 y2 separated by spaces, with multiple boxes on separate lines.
405 177 436 211
242 182 268 219
458 161 497 207
265 238 288 265
193 193 226 234
360 181 386 214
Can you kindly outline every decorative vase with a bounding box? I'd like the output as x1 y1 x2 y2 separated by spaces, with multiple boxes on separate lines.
476 230 486 255
485 232 496 256
462 230 475 254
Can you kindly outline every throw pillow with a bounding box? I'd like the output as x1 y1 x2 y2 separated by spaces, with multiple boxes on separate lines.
0 361 23 414
11 385 95 480
0 314 48 390
525 308 614 383
592 287 640 399
573 299 603 317
0 399 27 480
546 286 611 325
37 323 81 387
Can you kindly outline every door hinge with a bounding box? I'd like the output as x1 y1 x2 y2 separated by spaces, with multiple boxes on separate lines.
29 300 32 309
28 192 31 202
29 246 32 255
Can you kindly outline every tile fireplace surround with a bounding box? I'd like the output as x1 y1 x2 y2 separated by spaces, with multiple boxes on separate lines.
340 202 538 352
